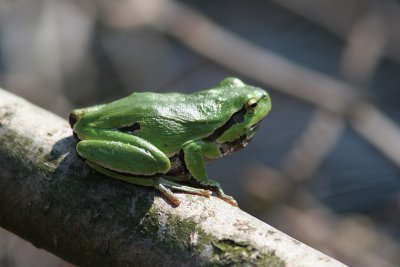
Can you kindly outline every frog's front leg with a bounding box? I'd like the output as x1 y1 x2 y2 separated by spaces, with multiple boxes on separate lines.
183 141 239 206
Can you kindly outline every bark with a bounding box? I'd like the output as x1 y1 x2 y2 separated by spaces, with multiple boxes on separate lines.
0 89 345 266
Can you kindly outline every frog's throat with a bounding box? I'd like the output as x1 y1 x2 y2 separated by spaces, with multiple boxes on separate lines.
219 132 256 156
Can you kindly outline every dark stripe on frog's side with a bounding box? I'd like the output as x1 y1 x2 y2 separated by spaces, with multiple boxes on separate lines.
205 105 246 142
117 122 141 134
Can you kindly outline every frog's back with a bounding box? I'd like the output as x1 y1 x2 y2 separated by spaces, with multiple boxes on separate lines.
77 90 242 155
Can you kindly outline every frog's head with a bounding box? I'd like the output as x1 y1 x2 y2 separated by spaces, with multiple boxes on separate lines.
215 78 271 153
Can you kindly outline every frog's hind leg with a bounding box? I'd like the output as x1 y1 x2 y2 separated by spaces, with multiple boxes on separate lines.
69 104 105 128
76 139 170 176
84 161 211 207
85 160 182 206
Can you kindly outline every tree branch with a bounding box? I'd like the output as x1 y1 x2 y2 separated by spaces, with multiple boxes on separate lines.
0 89 345 266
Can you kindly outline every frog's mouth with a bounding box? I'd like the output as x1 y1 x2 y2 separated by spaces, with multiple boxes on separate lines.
250 121 261 131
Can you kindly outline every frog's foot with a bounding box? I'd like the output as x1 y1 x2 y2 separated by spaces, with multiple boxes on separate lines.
154 183 181 207
202 180 239 207
156 178 212 207
216 192 238 207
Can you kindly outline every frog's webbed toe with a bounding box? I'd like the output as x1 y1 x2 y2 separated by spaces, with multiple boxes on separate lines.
216 192 238 207
199 179 239 207
156 178 212 206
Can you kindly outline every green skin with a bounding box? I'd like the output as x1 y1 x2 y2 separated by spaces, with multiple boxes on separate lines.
70 77 271 206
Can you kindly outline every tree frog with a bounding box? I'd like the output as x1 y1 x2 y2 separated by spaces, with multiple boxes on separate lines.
69 77 271 207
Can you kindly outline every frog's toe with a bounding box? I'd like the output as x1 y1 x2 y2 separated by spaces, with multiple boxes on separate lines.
160 178 212 198
154 183 181 207
199 189 212 197
217 193 239 207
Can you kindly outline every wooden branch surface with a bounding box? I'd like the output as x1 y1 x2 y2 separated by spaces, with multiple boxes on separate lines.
0 89 345 266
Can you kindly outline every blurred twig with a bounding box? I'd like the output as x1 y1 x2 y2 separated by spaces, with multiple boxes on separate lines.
340 1 387 86
281 110 345 182
243 109 345 203
274 0 400 62
351 102 400 166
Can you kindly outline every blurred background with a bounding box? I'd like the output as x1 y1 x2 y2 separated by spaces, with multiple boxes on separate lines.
0 0 399 266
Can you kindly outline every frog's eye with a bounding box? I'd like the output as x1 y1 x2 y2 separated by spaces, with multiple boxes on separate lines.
246 98 258 113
